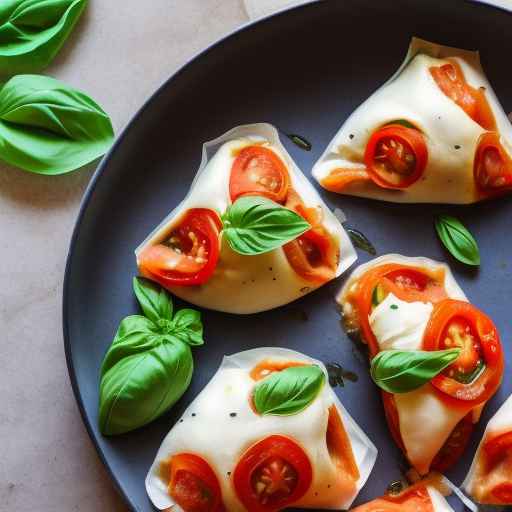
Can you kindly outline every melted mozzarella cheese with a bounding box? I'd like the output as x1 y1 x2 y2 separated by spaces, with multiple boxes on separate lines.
136 123 356 314
369 294 433 351
428 486 455 512
146 348 377 511
312 37 512 204
339 255 472 475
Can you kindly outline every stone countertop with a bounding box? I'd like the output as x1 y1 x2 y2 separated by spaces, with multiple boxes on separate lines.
0 2 246 510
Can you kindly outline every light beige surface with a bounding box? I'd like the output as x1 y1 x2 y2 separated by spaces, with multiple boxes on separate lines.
0 1 246 511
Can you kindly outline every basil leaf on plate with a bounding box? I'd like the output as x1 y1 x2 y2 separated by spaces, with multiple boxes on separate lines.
0 74 114 174
370 349 461 394
98 278 204 435
133 276 173 324
99 339 193 436
0 0 88 74
222 195 310 255
435 215 480 266
253 365 325 416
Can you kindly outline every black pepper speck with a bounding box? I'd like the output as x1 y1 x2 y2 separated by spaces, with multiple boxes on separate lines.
454 144 461 150
191 413 196 417
230 412 237 417
349 134 354 139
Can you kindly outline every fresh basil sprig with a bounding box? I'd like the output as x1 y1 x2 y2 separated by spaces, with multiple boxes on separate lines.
222 196 310 255
253 365 325 416
435 215 480 266
371 349 461 394
99 277 204 436
0 74 114 174
0 0 88 75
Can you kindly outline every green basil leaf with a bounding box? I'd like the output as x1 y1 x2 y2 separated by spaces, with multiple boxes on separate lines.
99 338 193 436
133 276 173 324
222 195 310 255
0 74 114 174
100 315 159 377
253 365 325 416
170 308 204 346
0 0 88 75
370 349 461 394
435 215 480 266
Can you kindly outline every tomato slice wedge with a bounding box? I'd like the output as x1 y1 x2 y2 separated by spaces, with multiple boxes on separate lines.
320 167 371 193
164 453 224 512
345 263 447 356
138 209 221 287
483 431 512 469
475 132 512 196
230 145 290 203
249 359 306 381
430 61 496 130
364 124 428 189
351 483 435 512
282 189 339 283
431 414 474 472
233 435 312 512
423 299 504 407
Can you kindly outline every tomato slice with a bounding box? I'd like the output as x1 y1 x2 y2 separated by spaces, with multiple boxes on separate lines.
229 145 290 203
364 124 428 189
423 299 504 407
491 482 512 503
282 189 339 283
483 432 512 469
233 435 312 512
320 167 371 193
431 414 474 472
345 263 447 356
164 453 224 512
351 483 434 511
430 61 496 130
474 132 512 196
138 209 221 287
381 391 406 453
249 359 306 381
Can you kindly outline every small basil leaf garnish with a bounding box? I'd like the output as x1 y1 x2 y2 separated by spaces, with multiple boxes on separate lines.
287 133 312 151
253 365 325 416
435 215 480 266
326 362 358 388
133 277 173 324
98 278 203 435
0 0 88 74
0 74 114 174
346 227 377 255
370 349 461 394
222 196 310 256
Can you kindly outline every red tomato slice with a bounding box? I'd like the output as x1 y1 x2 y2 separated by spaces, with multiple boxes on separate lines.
474 132 512 196
282 189 339 283
491 482 512 503
138 209 221 287
233 435 312 512
346 263 447 356
351 483 434 512
423 299 504 407
364 124 428 189
249 359 306 381
320 167 371 193
229 145 290 203
166 453 224 512
483 431 512 469
430 61 496 130
381 391 406 454
431 414 474 472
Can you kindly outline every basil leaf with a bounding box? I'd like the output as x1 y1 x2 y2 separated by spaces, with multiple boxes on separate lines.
370 349 461 394
0 74 114 174
170 308 204 346
99 338 193 436
435 215 480 266
0 0 87 74
222 196 310 255
133 277 173 324
253 365 325 416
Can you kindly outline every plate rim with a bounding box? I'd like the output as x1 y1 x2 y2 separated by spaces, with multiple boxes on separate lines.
61 0 511 509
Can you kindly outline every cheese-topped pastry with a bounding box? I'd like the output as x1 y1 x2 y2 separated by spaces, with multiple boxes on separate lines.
339 255 504 475
351 482 454 511
313 37 512 203
146 347 377 511
463 394 512 505
136 123 356 314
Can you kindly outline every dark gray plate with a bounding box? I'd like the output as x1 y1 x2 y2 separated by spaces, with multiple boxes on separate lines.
63 1 512 510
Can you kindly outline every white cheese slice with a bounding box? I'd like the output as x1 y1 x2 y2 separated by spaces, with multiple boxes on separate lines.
146 347 377 511
136 123 357 314
312 37 512 204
